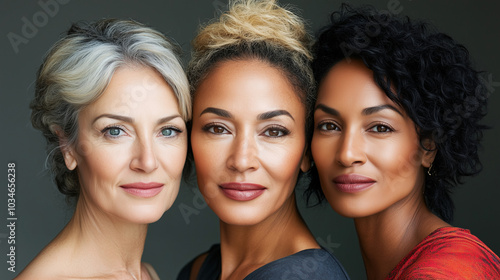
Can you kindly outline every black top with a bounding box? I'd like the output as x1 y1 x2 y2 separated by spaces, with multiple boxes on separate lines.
177 244 350 280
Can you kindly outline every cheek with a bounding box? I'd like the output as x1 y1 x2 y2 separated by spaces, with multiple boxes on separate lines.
191 133 214 175
190 133 224 197
311 136 334 174
77 146 126 182
371 139 423 186
261 142 304 189
159 143 188 178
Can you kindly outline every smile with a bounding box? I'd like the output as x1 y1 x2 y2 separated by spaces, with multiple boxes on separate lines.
219 182 266 201
120 182 164 198
333 174 376 193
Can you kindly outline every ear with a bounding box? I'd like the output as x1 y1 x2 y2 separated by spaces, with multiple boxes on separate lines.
420 138 437 168
300 147 311 172
53 126 77 171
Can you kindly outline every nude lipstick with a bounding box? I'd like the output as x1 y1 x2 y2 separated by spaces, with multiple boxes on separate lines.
120 182 164 198
333 174 375 193
219 183 266 201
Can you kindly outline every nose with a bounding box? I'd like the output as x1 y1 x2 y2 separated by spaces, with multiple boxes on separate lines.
226 133 259 172
130 136 159 173
336 128 366 167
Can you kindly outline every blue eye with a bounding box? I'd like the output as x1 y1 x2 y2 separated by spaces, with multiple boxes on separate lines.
102 126 125 138
162 128 174 137
161 127 181 137
161 127 178 137
109 128 121 136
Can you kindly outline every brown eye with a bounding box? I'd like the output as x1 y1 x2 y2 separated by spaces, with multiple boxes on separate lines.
206 125 228 134
369 124 393 133
213 126 225 134
263 126 289 137
318 122 339 131
268 129 280 137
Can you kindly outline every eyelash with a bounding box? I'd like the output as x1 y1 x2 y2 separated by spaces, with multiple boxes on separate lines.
159 126 183 137
316 121 394 133
317 121 340 132
201 123 290 138
202 122 229 134
367 123 394 133
101 125 183 138
262 125 290 138
101 125 126 138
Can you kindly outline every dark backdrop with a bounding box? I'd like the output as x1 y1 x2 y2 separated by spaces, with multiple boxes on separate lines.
1 1 499 279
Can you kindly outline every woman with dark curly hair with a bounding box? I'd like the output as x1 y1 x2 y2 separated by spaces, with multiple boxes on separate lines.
308 4 500 279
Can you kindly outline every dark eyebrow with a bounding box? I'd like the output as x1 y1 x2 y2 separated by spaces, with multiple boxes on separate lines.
314 104 339 116
93 114 133 124
362 104 403 116
200 107 232 118
314 103 403 117
200 108 294 121
258 110 294 121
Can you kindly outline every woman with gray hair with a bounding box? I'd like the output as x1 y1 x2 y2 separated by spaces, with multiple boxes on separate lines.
16 19 191 279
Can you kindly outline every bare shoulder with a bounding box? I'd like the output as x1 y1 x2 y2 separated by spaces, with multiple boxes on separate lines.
15 262 66 280
15 247 60 279
14 241 78 280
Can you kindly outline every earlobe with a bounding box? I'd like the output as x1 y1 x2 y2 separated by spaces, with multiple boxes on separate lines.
300 150 311 173
63 147 77 171
421 139 437 168
53 126 78 171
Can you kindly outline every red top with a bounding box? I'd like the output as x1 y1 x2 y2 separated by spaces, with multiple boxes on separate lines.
386 227 500 279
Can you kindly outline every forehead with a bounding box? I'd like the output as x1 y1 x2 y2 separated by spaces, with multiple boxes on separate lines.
317 60 398 110
81 65 179 117
194 59 305 117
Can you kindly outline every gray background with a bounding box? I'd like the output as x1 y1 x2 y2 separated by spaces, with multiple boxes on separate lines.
1 0 499 279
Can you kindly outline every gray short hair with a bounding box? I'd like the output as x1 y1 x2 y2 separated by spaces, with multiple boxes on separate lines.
31 19 191 198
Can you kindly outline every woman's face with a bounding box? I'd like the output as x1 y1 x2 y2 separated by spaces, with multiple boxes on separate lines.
191 59 309 226
65 65 187 224
312 60 434 218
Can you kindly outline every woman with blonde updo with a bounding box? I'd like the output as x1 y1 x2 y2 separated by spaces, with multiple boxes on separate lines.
177 1 349 279
17 19 190 279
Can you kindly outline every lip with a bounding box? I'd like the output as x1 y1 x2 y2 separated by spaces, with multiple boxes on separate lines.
120 182 164 198
219 182 266 201
333 174 376 193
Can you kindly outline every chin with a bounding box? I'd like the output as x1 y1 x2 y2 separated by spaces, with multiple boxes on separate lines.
215 207 268 226
123 206 170 225
329 198 383 219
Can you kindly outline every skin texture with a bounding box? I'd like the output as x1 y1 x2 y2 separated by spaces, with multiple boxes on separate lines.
16 65 186 280
312 60 448 280
190 59 317 280
67 65 186 225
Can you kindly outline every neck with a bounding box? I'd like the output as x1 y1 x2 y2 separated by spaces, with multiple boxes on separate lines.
354 190 449 280
54 195 148 279
219 193 318 279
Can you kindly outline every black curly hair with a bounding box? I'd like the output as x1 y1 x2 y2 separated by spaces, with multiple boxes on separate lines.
306 4 488 223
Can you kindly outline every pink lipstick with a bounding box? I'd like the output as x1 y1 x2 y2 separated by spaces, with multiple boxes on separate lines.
120 182 164 198
219 183 266 201
333 174 375 193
